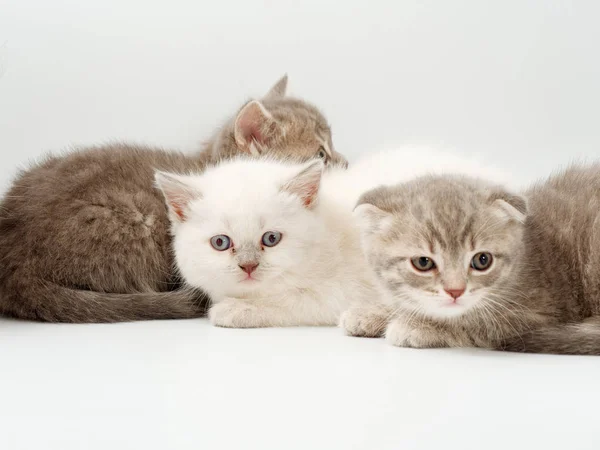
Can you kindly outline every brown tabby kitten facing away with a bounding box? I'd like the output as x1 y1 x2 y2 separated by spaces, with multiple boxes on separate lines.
342 164 600 355
0 75 347 323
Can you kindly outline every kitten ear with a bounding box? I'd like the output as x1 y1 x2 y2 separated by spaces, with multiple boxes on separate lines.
234 100 279 155
280 160 324 209
353 203 394 235
488 191 528 224
154 171 201 223
263 74 288 100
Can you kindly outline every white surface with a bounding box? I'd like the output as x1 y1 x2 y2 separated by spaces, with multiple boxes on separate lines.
2 317 600 450
2 1 600 449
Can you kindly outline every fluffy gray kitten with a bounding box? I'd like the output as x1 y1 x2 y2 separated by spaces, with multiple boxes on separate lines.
0 75 347 323
342 164 600 355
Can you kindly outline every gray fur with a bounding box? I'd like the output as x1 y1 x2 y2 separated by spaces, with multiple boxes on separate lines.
353 165 600 355
0 76 346 323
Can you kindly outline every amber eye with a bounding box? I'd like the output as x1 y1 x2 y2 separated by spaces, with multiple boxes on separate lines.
471 252 493 271
411 256 436 272
316 146 327 160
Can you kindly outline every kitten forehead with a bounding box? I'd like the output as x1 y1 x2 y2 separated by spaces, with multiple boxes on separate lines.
185 157 317 218
361 175 523 252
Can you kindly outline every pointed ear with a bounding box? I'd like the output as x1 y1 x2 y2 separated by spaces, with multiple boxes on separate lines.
234 100 280 155
488 191 528 224
154 171 201 223
353 203 394 235
280 160 324 209
264 74 288 100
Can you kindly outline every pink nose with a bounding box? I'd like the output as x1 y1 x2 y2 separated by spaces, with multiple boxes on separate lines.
444 288 465 300
239 263 259 274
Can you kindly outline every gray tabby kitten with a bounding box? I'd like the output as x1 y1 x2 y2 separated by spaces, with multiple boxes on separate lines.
0 75 347 323
342 164 600 355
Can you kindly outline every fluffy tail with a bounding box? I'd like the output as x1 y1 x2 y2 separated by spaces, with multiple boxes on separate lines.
2 279 207 323
501 321 600 355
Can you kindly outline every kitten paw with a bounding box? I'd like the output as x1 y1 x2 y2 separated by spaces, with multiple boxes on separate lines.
208 298 281 328
208 299 263 328
340 306 388 338
385 320 449 348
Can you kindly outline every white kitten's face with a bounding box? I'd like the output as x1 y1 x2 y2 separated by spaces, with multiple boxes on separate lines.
156 159 324 301
174 192 323 298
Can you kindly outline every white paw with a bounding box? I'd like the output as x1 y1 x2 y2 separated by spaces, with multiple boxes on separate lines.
208 299 259 328
385 320 449 348
385 320 413 347
339 306 388 338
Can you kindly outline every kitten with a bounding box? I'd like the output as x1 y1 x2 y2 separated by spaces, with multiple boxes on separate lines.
157 147 509 328
343 165 600 355
155 158 376 328
0 75 346 323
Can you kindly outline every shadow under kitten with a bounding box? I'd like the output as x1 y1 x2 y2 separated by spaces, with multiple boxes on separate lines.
0 75 347 323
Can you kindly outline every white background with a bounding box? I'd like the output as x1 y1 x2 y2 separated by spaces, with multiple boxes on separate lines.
1 1 600 190
1 1 600 449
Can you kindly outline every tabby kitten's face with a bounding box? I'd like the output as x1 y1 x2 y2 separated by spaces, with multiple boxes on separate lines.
355 176 527 320
208 74 348 169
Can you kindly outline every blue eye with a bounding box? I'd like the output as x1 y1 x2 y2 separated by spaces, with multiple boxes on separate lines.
261 231 282 247
210 235 231 251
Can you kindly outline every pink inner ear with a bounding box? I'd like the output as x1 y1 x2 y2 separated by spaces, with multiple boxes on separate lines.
281 162 323 209
238 114 265 144
303 183 319 207
236 101 273 148
170 199 187 221
156 172 199 222
162 190 192 221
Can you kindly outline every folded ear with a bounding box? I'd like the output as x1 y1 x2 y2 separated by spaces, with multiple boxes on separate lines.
234 100 281 155
488 191 528 224
353 203 394 236
280 160 324 209
264 74 288 100
154 171 201 223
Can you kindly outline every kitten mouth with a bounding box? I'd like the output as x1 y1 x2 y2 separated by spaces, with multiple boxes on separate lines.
440 298 464 308
443 301 463 307
240 275 259 283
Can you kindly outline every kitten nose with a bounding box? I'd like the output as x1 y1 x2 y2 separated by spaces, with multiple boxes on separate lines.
238 263 259 274
444 288 466 300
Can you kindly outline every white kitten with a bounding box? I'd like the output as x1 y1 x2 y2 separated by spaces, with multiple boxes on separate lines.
155 158 376 328
156 146 513 329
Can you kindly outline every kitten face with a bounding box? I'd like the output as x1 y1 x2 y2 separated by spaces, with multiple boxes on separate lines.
176 192 324 299
156 159 325 300
211 75 348 169
261 76 345 168
356 176 527 321
263 97 346 169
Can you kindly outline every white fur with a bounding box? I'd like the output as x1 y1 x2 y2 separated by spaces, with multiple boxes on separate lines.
324 146 516 211
161 158 376 328
159 146 514 328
